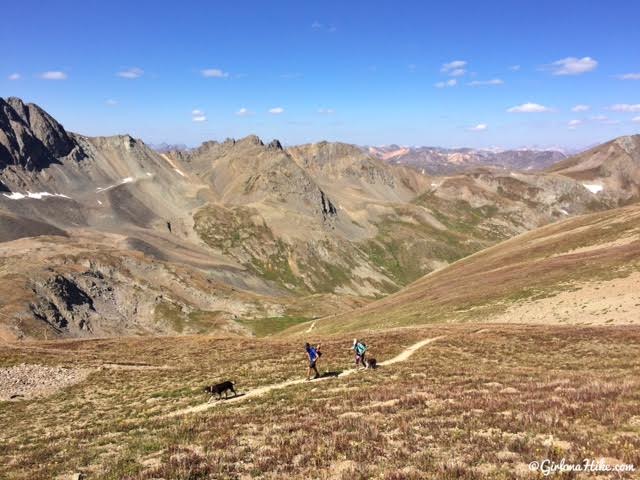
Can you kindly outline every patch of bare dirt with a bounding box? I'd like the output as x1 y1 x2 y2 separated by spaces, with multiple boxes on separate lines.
99 362 174 370
0 363 90 401
491 271 640 325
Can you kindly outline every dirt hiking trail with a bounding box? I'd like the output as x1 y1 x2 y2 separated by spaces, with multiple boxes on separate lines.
378 337 441 366
167 336 444 418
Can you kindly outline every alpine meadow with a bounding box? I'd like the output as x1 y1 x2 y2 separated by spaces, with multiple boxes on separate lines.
1 1 640 479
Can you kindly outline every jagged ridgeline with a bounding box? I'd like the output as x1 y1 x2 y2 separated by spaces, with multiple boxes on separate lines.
0 96 638 340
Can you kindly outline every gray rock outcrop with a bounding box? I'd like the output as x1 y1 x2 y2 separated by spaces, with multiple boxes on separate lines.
0 97 80 170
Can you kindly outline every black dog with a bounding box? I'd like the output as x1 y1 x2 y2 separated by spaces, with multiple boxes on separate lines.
366 358 377 369
203 381 236 402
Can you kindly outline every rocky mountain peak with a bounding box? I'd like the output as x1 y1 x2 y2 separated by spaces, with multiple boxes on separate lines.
237 134 264 147
267 139 283 150
0 96 78 170
6 97 76 157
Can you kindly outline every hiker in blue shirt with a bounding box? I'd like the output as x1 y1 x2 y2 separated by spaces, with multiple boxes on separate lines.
352 338 368 369
305 342 321 380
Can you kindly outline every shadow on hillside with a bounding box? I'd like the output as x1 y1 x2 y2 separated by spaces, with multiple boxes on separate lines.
212 393 246 401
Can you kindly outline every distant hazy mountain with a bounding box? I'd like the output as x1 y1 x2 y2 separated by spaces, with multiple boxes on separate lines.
369 145 567 175
149 142 189 153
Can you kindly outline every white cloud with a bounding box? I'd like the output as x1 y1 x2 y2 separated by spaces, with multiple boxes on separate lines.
441 60 466 71
448 68 466 77
441 60 467 76
311 21 323 29
39 71 67 80
408 64 417 72
590 114 608 121
468 123 488 132
8 73 21 80
235 107 254 117
191 109 207 122
609 103 640 113
269 107 284 114
105 99 118 106
318 108 335 114
568 119 582 130
434 79 457 88
548 57 598 75
633 116 640 123
468 78 504 86
571 104 590 112
602 119 621 125
616 73 640 80
117 67 144 79
201 68 229 78
509 65 521 71
507 102 553 113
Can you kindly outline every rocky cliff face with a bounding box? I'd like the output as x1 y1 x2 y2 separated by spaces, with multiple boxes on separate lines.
31 274 97 334
0 97 80 171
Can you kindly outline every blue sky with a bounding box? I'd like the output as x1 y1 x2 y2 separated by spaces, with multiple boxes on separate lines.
2 0 639 149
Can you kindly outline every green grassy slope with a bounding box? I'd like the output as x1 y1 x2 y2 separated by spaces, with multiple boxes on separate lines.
291 204 640 334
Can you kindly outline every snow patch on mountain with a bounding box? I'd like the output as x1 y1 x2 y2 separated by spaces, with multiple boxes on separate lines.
159 153 187 177
2 191 71 200
96 177 135 193
582 183 603 194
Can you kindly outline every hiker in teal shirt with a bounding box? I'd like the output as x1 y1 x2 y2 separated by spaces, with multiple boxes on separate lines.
352 339 368 369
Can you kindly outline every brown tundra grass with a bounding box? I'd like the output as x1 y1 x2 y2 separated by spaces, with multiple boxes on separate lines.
0 324 639 479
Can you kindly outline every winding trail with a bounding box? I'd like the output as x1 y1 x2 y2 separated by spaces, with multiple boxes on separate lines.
379 338 441 366
166 336 444 418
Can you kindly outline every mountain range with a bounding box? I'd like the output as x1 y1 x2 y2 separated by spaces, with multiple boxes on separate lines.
368 144 568 175
1 96 638 340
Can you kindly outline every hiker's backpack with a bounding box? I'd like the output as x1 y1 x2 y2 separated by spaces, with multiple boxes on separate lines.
356 343 367 355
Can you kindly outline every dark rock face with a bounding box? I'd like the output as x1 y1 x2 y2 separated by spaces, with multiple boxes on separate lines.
31 299 69 331
0 97 78 170
268 139 283 150
46 275 95 311
320 190 337 217
30 275 95 334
